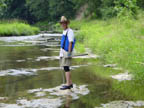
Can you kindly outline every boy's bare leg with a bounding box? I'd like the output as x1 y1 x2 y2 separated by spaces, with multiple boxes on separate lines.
65 72 72 85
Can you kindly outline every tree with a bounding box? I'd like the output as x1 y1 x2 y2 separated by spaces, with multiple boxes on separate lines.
0 0 141 23
0 0 7 18
137 0 144 9
114 0 138 18
26 0 75 22
2 0 34 23
100 0 116 19
86 0 102 18
48 0 75 21
26 0 50 22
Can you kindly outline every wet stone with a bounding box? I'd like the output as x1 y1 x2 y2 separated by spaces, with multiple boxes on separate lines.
0 97 8 100
95 100 144 108
27 84 90 100
16 60 26 62
111 72 132 81
0 84 90 108
104 64 117 68
17 98 63 108
0 69 37 76
35 92 46 97
0 65 89 77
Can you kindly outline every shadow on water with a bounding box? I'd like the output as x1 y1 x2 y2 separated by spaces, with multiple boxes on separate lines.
0 46 131 108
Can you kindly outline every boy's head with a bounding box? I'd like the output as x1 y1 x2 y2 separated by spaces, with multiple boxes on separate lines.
59 16 69 30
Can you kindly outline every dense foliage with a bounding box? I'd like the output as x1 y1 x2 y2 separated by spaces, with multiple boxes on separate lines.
0 0 6 16
0 0 143 23
0 0 75 23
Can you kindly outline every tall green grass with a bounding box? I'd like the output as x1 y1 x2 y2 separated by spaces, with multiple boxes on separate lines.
0 20 40 36
71 12 144 82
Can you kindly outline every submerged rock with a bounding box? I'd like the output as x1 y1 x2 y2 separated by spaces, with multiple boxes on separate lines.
17 98 63 108
35 92 46 97
0 97 8 100
95 100 144 108
27 84 90 100
111 72 132 81
0 104 21 108
0 65 88 77
0 35 41 42
40 48 60 52
0 69 37 76
0 84 90 108
16 60 26 62
0 98 63 108
35 54 99 61
104 64 117 68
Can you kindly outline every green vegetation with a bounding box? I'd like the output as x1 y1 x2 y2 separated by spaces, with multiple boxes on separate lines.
0 0 75 23
1 0 144 106
0 0 143 24
87 65 144 100
0 20 40 36
71 11 144 83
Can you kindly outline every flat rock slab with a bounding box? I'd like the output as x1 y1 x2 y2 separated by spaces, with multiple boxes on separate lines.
111 72 132 81
0 84 90 108
0 98 63 108
0 35 41 42
27 84 90 100
95 100 144 108
0 65 88 77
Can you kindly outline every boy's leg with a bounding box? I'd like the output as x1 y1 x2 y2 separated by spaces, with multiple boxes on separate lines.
64 66 72 85
60 66 73 90
65 71 72 85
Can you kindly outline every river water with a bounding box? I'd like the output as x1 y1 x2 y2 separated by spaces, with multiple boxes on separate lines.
0 36 143 108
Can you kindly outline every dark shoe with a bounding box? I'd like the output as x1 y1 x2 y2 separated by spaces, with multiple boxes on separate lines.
63 84 73 88
60 84 73 90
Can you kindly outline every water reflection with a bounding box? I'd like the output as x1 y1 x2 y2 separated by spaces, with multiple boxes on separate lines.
64 95 72 108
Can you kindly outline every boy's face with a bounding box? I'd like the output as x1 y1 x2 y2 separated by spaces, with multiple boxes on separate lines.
60 22 68 30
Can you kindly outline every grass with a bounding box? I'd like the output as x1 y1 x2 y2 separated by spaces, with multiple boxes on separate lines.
0 20 40 36
88 65 144 100
70 13 144 101
70 11 144 83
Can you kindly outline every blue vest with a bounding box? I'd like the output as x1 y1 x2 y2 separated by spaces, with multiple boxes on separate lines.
60 32 76 52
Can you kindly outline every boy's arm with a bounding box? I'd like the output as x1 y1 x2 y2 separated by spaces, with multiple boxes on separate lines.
68 42 73 52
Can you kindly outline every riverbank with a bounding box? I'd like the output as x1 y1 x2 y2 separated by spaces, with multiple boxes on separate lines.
0 20 40 36
71 12 144 83
69 12 144 101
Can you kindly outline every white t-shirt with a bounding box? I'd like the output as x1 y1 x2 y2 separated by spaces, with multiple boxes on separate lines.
59 28 75 57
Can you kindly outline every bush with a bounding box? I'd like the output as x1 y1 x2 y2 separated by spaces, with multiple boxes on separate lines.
0 20 40 36
114 0 138 18
75 0 138 19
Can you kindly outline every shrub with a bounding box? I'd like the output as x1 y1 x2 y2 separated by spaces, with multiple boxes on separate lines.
0 20 40 36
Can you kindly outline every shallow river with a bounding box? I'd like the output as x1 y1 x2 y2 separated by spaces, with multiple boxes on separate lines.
0 45 142 108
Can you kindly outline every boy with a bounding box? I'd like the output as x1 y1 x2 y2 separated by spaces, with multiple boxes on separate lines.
59 16 75 90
